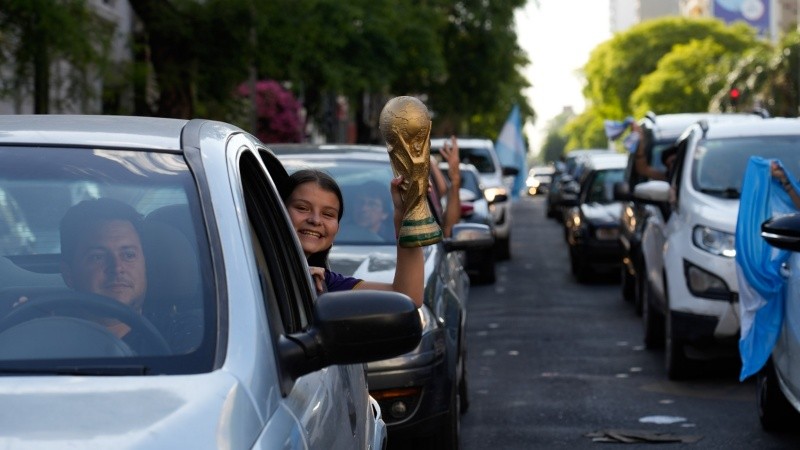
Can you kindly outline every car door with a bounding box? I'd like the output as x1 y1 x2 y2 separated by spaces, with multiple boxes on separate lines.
235 143 372 450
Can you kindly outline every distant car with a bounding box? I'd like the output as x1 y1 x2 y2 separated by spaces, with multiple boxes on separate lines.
757 214 800 431
614 111 767 315
546 149 612 221
562 153 628 282
431 137 516 260
440 162 496 284
634 117 800 380
526 165 555 196
271 144 493 449
0 115 423 449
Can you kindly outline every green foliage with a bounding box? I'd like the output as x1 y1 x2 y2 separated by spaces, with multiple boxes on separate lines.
0 0 112 112
570 17 760 148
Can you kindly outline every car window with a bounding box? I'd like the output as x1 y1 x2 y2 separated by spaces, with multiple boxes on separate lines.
433 145 497 174
0 146 214 374
585 168 625 203
691 135 800 198
282 159 397 245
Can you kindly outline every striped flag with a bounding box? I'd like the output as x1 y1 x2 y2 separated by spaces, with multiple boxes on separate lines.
495 105 527 200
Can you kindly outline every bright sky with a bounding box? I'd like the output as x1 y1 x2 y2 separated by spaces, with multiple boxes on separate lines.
515 0 612 157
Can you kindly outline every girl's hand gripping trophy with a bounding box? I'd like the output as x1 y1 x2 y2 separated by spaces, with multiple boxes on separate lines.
379 96 443 247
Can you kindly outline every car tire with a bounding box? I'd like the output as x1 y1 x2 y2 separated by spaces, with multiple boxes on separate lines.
642 278 664 349
665 310 692 380
757 358 798 431
569 246 589 283
621 264 635 303
430 382 460 450
495 235 511 261
459 345 470 414
474 250 496 285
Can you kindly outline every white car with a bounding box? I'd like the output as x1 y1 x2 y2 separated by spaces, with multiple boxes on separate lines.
431 137 517 260
634 117 800 379
0 115 422 449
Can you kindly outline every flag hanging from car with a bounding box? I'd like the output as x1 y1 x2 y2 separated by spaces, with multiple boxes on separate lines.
735 156 795 381
495 105 526 200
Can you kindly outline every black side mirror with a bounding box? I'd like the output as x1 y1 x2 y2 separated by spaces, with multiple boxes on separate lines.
761 213 800 252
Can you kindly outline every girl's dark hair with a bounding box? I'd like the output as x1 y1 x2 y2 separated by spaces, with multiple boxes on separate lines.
283 169 344 267
283 169 344 221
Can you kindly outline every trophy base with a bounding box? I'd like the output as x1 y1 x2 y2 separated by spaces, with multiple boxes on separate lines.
398 216 443 247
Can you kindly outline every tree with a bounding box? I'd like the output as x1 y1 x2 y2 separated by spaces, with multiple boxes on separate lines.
572 17 759 147
539 109 574 163
0 0 112 113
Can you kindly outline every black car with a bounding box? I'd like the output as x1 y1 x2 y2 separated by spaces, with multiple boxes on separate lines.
546 149 612 222
563 153 628 282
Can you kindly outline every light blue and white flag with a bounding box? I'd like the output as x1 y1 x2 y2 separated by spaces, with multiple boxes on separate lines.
735 157 796 380
495 105 527 200
604 116 639 153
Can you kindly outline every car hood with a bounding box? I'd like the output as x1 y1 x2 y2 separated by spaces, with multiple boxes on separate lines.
580 202 623 225
329 245 400 284
0 371 259 449
687 193 740 233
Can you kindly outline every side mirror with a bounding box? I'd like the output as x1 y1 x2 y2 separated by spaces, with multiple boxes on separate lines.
443 223 494 252
761 213 800 252
490 193 509 204
613 181 631 201
279 290 422 383
632 180 669 203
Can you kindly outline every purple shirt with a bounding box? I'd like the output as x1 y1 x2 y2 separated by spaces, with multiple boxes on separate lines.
324 269 363 292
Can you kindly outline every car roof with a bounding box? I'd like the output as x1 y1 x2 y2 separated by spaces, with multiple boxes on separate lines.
430 137 493 148
693 117 800 140
581 153 628 171
0 114 189 150
267 143 390 163
644 112 764 141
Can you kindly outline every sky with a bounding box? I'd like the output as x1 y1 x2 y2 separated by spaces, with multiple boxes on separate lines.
514 0 612 157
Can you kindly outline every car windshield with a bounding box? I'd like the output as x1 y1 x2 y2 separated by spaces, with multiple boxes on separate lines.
283 159 397 245
0 146 214 374
692 135 800 199
585 168 625 203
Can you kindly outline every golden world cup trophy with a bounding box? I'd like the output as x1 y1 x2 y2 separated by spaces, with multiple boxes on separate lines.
379 96 442 247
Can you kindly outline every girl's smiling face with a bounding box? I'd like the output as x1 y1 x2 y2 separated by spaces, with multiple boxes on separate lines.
286 181 341 257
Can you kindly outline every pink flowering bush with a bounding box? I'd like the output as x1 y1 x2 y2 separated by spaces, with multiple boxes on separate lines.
237 80 303 143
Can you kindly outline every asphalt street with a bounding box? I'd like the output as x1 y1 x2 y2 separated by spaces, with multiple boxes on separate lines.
458 195 800 449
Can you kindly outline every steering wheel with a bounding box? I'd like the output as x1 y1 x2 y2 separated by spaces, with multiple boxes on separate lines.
0 290 171 357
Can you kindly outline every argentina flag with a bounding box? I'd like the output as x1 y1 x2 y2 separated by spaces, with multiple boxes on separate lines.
735 157 796 381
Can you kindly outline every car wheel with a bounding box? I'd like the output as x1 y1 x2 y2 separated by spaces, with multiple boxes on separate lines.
430 382 460 450
665 310 692 380
569 246 589 283
459 345 470 413
473 250 496 285
495 235 511 261
642 278 664 349
757 358 797 431
621 264 635 303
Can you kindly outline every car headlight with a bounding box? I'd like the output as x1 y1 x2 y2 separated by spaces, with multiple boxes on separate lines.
692 225 735 257
526 178 540 188
484 186 508 203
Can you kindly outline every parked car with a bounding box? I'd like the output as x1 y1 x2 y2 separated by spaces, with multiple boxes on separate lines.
546 149 612 221
757 214 800 431
0 115 424 449
562 153 628 282
440 162 496 284
430 137 516 260
633 117 800 379
270 144 493 449
614 112 766 314
526 165 555 196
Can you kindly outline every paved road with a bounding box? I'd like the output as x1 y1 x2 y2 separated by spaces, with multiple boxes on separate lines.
459 195 800 449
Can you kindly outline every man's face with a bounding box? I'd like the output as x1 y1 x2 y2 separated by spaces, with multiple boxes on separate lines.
61 219 147 313
354 194 388 233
